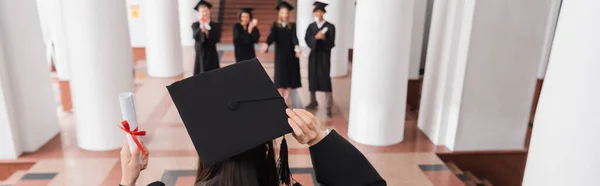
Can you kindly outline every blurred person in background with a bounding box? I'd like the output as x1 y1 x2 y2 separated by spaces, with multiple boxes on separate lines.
304 1 335 117
233 8 261 62
192 0 222 75
260 1 302 106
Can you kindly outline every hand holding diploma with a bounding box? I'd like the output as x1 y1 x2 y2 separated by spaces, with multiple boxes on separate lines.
316 27 328 40
315 32 325 40
119 92 147 161
248 19 258 34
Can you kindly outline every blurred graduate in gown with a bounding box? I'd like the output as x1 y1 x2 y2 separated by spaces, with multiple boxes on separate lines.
192 0 222 74
305 1 336 117
261 1 302 106
233 8 261 62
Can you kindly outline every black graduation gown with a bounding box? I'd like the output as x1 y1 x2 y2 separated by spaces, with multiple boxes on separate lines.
233 23 260 62
192 21 221 75
305 22 335 92
132 130 386 186
266 22 302 89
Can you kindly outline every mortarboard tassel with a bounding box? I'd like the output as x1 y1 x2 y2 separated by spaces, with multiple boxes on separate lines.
278 136 292 185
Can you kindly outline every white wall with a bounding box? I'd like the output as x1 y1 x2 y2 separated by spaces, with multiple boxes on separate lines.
0 0 60 154
127 0 196 47
127 0 147 47
296 0 315 47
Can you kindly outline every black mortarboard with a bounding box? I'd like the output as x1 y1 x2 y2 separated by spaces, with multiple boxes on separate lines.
194 0 212 10
240 8 254 13
276 1 294 11
313 1 328 12
167 58 294 184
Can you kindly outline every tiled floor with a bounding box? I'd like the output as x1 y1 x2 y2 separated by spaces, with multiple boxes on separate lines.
0 47 463 186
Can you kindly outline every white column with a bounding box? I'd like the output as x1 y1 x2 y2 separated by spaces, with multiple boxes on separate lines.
0 0 60 158
46 0 71 80
0 31 22 160
179 0 196 47
296 0 314 47
418 0 556 151
323 0 348 77
417 0 453 145
348 0 413 146
408 0 428 80
536 0 561 79
523 1 600 185
146 0 184 77
62 0 134 151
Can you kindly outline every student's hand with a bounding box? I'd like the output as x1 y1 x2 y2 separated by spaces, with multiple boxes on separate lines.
200 22 206 30
120 139 149 186
315 32 325 40
260 43 269 53
294 46 302 58
286 109 326 146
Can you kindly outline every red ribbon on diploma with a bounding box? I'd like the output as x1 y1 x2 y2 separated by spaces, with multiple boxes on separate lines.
119 120 147 156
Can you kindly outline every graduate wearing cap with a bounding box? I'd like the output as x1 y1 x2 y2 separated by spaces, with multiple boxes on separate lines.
233 8 261 62
304 1 336 117
260 1 302 106
117 59 386 186
192 0 222 74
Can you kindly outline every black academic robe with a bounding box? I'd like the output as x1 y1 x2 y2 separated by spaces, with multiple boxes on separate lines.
192 21 221 75
305 22 335 92
233 23 260 62
132 130 386 186
266 22 302 89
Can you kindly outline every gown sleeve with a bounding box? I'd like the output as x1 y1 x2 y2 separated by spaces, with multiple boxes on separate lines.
192 22 201 41
251 27 261 43
202 23 221 46
233 24 246 44
266 22 277 46
323 24 336 51
292 23 299 46
305 24 316 49
309 130 386 186
234 24 260 44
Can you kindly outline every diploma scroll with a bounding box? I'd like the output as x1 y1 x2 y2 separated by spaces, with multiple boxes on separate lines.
119 92 143 163
321 27 329 34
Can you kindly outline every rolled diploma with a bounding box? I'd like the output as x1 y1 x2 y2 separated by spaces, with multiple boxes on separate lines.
119 92 142 163
321 27 329 34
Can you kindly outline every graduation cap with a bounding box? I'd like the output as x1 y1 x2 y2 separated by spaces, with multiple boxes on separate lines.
194 0 212 10
313 1 328 12
167 58 295 184
276 1 294 11
240 8 254 13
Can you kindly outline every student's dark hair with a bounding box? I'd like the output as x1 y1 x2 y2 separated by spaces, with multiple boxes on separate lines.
238 11 253 24
195 141 279 186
